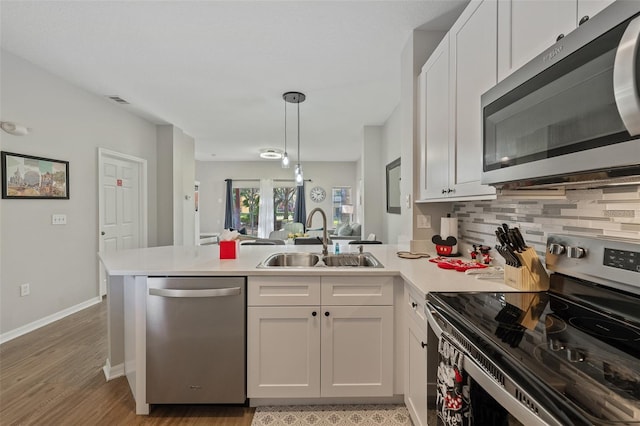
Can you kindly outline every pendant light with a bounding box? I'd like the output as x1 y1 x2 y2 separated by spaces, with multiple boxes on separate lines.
283 91 305 185
281 96 290 168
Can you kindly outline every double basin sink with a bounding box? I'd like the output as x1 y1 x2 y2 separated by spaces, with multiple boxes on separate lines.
258 252 383 268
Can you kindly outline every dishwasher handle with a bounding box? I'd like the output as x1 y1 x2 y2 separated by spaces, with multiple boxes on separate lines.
149 287 242 298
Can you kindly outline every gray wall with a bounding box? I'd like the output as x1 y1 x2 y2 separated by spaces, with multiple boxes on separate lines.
195 161 357 233
0 51 159 335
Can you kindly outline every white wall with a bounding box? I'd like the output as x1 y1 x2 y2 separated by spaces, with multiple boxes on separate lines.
157 125 195 246
362 126 384 241
400 30 452 244
381 105 403 243
0 51 159 335
196 161 357 233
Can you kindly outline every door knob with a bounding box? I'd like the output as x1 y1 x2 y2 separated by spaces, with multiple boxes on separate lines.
324 311 330 317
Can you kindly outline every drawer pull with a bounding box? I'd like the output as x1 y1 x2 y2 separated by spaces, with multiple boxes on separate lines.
312 311 317 317
411 302 417 308
421 342 427 348
325 311 330 317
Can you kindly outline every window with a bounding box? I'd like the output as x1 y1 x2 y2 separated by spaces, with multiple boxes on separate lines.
331 187 353 227
231 184 297 236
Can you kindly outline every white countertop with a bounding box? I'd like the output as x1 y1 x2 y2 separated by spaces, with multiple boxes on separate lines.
98 243 523 298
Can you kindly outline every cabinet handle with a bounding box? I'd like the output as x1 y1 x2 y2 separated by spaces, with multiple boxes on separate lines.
411 302 417 308
447 188 454 194
441 189 447 194
324 311 330 317
579 15 589 26
421 342 427 348
556 33 565 42
312 311 317 317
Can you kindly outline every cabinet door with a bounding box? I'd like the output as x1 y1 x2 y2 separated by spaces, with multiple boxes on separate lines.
578 0 616 23
449 0 497 198
497 0 576 81
247 306 320 398
405 319 429 426
321 305 393 397
419 34 451 200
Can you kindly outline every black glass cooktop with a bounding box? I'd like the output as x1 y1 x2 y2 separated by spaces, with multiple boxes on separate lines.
428 274 640 424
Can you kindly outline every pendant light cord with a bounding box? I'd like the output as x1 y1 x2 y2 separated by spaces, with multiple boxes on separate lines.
297 100 300 165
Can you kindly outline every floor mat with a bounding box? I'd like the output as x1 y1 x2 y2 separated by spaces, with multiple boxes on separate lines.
251 404 411 426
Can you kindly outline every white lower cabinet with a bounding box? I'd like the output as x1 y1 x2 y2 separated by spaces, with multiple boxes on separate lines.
406 319 429 426
247 276 394 399
403 283 437 426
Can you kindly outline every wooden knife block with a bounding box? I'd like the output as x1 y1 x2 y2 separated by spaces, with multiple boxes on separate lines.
504 247 549 291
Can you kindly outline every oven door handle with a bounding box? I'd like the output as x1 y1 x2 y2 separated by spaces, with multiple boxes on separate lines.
614 14 640 136
425 302 444 338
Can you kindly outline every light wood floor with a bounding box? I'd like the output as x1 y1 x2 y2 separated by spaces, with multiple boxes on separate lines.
0 298 255 425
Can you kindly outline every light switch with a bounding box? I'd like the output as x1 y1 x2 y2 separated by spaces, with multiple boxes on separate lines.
52 214 67 225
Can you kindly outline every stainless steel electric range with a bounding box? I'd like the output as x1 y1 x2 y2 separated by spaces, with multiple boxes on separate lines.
426 234 640 425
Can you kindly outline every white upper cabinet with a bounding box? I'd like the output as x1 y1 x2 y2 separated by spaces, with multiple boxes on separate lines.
448 0 498 199
418 0 497 202
578 0 616 24
419 35 451 200
497 0 616 82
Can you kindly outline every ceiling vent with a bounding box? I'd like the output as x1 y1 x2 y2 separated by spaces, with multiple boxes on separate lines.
107 96 130 105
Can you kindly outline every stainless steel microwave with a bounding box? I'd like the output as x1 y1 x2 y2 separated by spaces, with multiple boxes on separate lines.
481 1 640 189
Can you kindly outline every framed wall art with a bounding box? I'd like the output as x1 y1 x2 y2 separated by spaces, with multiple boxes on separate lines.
386 157 401 214
1 151 69 199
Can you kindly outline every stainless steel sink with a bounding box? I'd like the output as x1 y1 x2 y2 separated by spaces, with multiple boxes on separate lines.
322 254 383 268
257 252 383 268
259 252 321 267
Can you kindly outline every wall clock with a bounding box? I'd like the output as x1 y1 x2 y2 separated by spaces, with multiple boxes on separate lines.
310 186 326 203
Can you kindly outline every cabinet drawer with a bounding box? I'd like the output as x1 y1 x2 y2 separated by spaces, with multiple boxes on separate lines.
248 276 321 306
405 283 427 328
321 276 393 306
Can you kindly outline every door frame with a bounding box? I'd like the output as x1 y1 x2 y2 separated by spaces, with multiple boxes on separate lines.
98 148 148 296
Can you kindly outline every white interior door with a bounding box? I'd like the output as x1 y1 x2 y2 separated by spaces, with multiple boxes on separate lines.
98 149 147 296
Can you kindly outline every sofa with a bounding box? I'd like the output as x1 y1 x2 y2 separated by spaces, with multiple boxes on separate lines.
329 222 362 241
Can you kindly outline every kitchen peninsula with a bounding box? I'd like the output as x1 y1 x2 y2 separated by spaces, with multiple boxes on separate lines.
99 243 520 416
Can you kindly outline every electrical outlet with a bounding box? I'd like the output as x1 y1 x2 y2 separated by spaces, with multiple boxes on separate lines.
417 214 431 229
52 214 67 225
20 283 30 297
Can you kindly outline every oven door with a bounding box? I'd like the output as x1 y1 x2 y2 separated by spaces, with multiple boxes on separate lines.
481 5 640 188
426 302 562 426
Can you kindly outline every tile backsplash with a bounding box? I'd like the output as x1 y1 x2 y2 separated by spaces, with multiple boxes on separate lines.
452 185 640 261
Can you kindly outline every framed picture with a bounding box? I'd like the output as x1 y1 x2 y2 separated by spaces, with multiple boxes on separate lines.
386 157 401 214
1 151 69 199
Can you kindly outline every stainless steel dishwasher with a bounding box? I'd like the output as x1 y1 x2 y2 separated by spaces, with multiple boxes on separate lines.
146 276 246 404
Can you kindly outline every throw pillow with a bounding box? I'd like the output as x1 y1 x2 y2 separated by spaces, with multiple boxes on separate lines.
337 224 352 236
350 223 361 236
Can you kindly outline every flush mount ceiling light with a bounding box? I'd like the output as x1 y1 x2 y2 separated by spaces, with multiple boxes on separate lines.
1 121 30 136
259 148 283 159
283 91 306 185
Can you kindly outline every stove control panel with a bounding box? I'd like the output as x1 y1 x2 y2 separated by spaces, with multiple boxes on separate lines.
604 248 639 273
547 234 640 294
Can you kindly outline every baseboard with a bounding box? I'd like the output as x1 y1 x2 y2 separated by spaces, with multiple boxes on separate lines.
103 358 125 381
250 395 404 407
0 296 102 345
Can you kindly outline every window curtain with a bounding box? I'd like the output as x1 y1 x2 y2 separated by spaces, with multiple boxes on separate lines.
224 179 233 229
257 179 274 238
293 183 306 227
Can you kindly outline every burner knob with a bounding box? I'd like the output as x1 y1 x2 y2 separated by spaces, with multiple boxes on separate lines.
548 243 565 255
566 246 586 259
566 348 586 363
548 338 565 351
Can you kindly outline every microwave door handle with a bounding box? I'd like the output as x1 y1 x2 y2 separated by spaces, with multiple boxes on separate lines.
613 14 640 136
